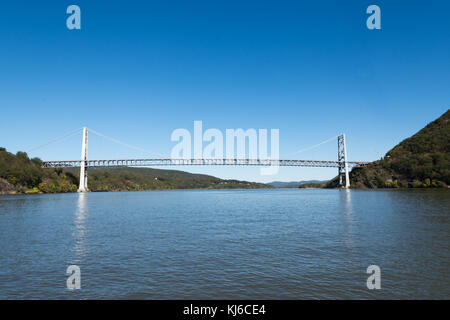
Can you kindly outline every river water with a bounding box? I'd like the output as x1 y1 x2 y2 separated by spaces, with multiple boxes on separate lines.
0 189 449 299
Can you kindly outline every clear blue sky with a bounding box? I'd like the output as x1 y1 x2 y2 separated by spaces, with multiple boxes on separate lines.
0 0 449 182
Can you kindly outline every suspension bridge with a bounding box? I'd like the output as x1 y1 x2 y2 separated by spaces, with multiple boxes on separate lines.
35 127 369 192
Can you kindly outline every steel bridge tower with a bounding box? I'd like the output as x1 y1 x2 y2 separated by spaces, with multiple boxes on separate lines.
337 134 350 188
78 127 89 192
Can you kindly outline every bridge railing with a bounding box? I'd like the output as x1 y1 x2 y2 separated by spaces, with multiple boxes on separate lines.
42 158 369 169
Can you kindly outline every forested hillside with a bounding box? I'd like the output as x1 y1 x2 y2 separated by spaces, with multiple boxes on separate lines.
64 167 269 192
0 148 78 194
342 109 449 188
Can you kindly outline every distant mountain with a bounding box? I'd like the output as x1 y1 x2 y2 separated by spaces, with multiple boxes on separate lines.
268 180 328 188
0 148 270 194
328 109 450 188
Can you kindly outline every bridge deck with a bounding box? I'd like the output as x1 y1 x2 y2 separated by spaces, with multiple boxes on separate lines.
42 158 369 168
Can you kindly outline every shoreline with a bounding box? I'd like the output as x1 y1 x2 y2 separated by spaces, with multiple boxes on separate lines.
2 185 449 196
0 185 273 196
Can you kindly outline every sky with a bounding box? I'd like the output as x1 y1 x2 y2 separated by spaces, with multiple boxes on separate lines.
0 0 449 182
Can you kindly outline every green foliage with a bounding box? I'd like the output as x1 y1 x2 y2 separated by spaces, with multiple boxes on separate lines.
349 109 450 188
0 148 78 194
64 167 270 192
298 183 327 188
412 180 423 188
25 187 40 194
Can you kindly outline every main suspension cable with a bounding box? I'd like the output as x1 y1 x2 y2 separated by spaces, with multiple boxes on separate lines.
87 127 165 157
27 127 83 153
284 135 338 157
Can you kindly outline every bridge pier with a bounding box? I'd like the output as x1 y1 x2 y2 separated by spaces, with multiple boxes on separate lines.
78 127 89 192
338 134 350 188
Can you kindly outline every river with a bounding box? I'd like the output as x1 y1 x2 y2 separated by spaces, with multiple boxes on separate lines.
0 189 449 299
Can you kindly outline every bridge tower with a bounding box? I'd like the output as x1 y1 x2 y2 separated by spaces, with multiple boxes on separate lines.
337 134 350 188
78 127 89 192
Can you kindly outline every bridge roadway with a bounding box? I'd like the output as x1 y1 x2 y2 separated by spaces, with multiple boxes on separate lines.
42 158 369 168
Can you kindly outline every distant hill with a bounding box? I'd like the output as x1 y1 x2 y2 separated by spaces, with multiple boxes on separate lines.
64 167 270 192
268 180 328 188
0 148 270 194
328 109 450 188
